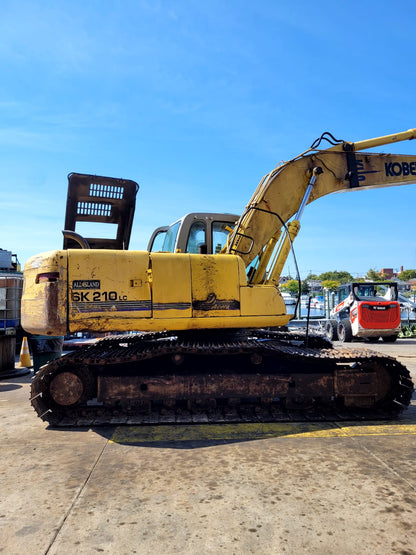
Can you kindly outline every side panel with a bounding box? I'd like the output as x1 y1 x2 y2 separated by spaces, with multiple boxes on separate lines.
68 250 151 332
21 251 68 336
150 253 192 318
23 250 292 335
190 255 241 318
240 285 286 317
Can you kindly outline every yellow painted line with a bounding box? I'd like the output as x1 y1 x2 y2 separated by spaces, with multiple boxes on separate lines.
337 423 416 437
109 421 416 444
111 422 344 444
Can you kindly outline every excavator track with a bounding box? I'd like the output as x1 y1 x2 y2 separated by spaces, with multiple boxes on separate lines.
30 330 414 426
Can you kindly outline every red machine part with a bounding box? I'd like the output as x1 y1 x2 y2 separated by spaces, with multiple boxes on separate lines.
357 302 401 330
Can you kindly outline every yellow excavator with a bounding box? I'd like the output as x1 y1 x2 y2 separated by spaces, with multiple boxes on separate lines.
22 128 416 425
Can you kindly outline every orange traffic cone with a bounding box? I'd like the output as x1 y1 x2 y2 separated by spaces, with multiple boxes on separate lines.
18 337 32 368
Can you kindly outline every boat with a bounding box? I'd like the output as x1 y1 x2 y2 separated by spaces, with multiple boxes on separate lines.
281 292 297 306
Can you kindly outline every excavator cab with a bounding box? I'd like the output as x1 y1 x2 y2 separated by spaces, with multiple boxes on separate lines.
147 213 238 254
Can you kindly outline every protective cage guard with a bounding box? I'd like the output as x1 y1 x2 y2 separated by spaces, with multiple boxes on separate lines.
63 173 139 250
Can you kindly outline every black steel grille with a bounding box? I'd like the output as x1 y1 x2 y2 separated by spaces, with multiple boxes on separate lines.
77 201 112 217
89 183 124 199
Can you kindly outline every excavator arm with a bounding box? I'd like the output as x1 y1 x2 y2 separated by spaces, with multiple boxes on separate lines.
228 128 416 283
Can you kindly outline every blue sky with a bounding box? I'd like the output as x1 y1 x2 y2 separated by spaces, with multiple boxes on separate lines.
1 0 415 278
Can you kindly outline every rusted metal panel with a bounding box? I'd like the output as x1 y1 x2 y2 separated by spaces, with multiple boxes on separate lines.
98 372 336 403
335 367 390 397
287 373 334 397
98 374 294 402
21 251 68 336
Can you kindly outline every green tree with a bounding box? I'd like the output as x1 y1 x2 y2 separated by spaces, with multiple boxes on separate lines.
366 268 384 281
321 279 340 292
301 281 310 294
398 269 416 281
280 280 299 295
318 270 353 283
281 280 310 295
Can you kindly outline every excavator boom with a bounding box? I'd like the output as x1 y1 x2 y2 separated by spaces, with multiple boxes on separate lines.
229 129 416 270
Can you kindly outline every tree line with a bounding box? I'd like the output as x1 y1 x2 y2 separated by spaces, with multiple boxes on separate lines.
281 269 416 295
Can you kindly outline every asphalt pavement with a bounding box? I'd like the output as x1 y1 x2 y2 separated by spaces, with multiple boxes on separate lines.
1 339 415 554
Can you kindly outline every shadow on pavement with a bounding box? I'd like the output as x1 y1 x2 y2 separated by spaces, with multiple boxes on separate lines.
87 411 416 449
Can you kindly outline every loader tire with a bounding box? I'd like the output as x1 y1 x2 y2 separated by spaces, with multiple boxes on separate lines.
324 320 338 341
337 319 353 343
382 335 398 343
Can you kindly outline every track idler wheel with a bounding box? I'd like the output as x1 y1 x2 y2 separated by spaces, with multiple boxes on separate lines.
50 372 84 406
46 366 96 408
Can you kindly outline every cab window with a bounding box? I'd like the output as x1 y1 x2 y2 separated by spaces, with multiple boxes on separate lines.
355 285 374 298
162 221 180 252
149 230 167 252
212 221 232 253
186 221 206 253
337 287 349 303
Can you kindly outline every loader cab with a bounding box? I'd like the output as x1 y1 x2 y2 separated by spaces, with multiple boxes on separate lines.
336 284 352 305
333 284 353 319
148 213 238 255
352 282 398 302
335 282 399 305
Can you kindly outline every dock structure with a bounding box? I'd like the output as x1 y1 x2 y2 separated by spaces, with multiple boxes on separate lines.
0 259 29 378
